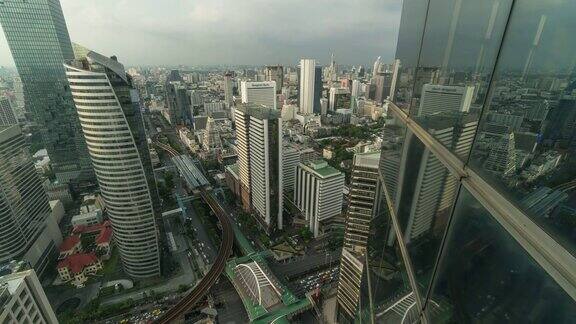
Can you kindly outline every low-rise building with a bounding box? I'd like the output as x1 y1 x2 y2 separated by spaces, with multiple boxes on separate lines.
42 180 72 205
58 235 82 259
57 253 102 287
71 209 103 227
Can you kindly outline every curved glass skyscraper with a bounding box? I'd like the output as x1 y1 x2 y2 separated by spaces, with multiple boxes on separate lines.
64 48 160 279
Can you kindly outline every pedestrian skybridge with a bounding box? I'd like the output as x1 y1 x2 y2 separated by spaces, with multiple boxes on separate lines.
234 261 283 310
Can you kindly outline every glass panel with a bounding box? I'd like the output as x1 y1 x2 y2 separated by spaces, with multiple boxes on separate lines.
366 204 417 323
469 0 576 256
428 187 576 323
389 126 460 302
409 0 512 161
392 0 430 112
339 146 417 323
379 107 408 209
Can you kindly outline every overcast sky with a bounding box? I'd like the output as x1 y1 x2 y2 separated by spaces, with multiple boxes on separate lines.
0 0 402 67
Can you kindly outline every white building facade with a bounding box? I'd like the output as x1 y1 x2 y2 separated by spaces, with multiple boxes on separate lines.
65 49 160 279
294 160 345 237
241 81 277 110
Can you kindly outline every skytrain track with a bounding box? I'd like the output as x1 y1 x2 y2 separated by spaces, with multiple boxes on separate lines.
153 140 234 323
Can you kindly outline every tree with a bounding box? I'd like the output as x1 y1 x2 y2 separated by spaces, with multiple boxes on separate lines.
300 227 313 242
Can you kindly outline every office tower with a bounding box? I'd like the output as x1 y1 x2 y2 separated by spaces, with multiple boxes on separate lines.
240 81 277 110
0 97 16 126
282 145 300 193
224 72 234 108
0 268 58 324
64 48 161 278
351 80 362 99
294 160 345 237
357 65 365 78
417 84 474 117
374 71 394 104
372 56 382 78
202 116 223 154
298 59 323 115
0 125 62 276
337 152 382 319
235 105 252 212
0 0 93 184
264 65 284 94
329 87 351 111
328 53 338 82
165 81 191 125
234 103 283 233
337 0 576 322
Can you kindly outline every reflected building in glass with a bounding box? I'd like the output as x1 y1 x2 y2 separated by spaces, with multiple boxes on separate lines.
336 0 576 322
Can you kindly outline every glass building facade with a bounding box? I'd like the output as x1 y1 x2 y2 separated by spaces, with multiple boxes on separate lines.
337 0 576 322
0 0 94 184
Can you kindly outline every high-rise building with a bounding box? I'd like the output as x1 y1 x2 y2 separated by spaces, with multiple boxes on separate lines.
0 125 62 276
329 87 351 111
374 71 393 104
372 56 382 78
0 267 58 324
328 53 338 82
294 160 345 237
0 97 16 126
282 145 300 194
351 80 362 99
264 65 283 94
337 152 382 319
338 0 576 322
165 81 191 125
223 72 234 108
64 48 161 279
0 0 94 184
234 103 283 233
240 81 277 110
298 59 323 115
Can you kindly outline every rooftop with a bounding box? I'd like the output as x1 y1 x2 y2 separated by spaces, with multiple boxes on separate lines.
59 235 81 252
303 159 342 178
237 103 280 120
95 226 113 245
57 253 99 275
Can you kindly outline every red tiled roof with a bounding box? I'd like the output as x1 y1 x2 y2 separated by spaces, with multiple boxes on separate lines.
57 253 98 275
59 235 81 252
96 226 112 245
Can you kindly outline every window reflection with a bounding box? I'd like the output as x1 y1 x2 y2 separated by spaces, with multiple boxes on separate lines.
469 0 576 256
407 0 512 162
392 127 461 301
392 0 430 112
429 187 576 323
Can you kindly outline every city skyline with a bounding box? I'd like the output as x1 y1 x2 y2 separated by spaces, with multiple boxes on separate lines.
1 0 576 322
0 0 402 68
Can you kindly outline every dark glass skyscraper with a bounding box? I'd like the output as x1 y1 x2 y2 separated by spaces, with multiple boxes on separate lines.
337 0 576 322
0 0 93 184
